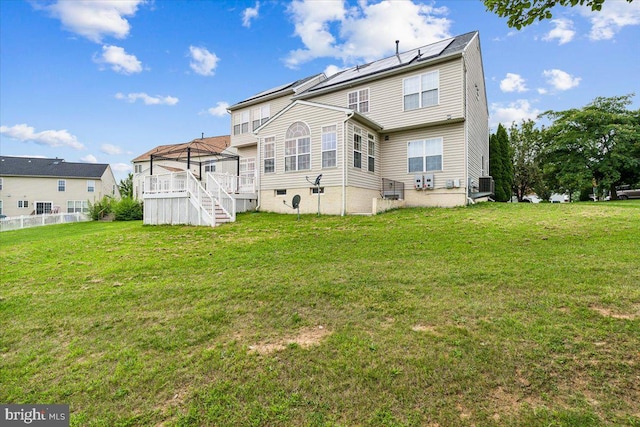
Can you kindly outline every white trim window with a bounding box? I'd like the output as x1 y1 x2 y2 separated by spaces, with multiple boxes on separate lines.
204 160 216 173
403 70 439 111
67 200 88 213
353 127 362 169
321 125 337 168
35 202 52 215
408 137 443 172
252 105 271 131
348 88 369 113
0 177 3 190
240 157 256 177
0 200 3 215
134 164 142 173
285 122 311 172
58 179 66 192
233 111 250 135
263 136 275 174
367 133 375 172
17 200 29 208
87 180 95 192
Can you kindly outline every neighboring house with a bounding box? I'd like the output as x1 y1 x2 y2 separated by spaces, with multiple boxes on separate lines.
227 30 490 215
0 156 119 218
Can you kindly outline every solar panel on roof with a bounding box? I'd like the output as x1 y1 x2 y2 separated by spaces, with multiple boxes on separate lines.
310 37 455 91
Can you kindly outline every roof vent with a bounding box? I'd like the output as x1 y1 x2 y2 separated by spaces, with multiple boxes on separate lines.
395 40 399 55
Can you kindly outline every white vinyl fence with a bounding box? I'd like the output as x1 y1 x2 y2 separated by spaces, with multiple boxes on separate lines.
0 212 90 232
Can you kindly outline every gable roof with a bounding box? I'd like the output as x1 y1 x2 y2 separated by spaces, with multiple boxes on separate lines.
254 100 384 134
299 31 478 97
228 73 326 110
0 156 109 178
132 135 231 162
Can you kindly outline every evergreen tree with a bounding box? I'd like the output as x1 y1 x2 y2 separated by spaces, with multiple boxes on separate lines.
497 123 513 200
489 132 505 200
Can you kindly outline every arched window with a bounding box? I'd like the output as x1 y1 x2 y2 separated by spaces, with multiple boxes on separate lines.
285 122 311 172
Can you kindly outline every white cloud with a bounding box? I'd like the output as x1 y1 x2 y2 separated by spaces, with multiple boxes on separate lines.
101 143 123 155
500 73 528 93
94 45 143 74
323 64 344 77
543 18 575 44
242 2 260 28
80 154 98 163
44 0 145 43
188 46 219 76
0 123 85 150
285 0 452 68
207 101 230 117
582 0 640 40
115 92 179 105
490 100 541 128
543 69 581 91
111 162 132 173
537 88 548 95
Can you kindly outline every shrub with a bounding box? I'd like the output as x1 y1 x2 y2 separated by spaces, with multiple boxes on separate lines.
113 197 143 221
88 196 115 220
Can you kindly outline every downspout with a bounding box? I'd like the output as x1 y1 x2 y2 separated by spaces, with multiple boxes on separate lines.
342 112 355 216
462 53 470 205
255 136 261 211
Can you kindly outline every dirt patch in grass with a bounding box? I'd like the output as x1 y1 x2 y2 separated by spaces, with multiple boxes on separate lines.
248 326 331 354
411 324 442 336
590 305 639 320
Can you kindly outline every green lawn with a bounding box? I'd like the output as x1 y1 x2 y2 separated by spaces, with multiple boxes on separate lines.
1 202 639 426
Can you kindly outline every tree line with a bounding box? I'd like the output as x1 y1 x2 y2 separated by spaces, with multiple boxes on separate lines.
490 94 640 202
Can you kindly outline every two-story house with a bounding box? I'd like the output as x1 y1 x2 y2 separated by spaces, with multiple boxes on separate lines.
0 156 119 217
227 30 489 215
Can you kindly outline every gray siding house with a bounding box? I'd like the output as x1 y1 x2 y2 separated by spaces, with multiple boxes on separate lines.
0 156 119 218
227 31 490 215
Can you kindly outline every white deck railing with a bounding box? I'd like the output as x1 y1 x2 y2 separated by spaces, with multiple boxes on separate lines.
210 172 256 194
206 173 236 222
145 172 188 194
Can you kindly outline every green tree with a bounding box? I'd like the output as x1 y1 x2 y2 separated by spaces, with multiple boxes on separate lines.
499 123 513 200
541 94 640 200
484 0 634 29
489 124 512 201
509 120 544 202
489 132 505 200
118 173 134 199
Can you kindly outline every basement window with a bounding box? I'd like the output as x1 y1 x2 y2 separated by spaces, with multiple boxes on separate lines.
275 189 287 196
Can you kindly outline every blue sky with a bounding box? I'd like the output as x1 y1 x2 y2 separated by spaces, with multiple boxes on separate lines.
1 0 639 182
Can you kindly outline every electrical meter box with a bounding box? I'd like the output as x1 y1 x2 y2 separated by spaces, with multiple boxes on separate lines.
414 174 424 190
424 174 434 190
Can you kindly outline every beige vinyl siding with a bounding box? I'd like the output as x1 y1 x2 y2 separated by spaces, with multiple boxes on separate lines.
345 122 381 191
304 59 464 131
379 122 466 190
0 176 110 217
100 166 120 199
463 34 489 185
230 95 299 148
257 103 346 191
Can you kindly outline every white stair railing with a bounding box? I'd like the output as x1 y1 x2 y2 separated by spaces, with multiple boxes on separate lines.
207 173 236 222
185 171 216 226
